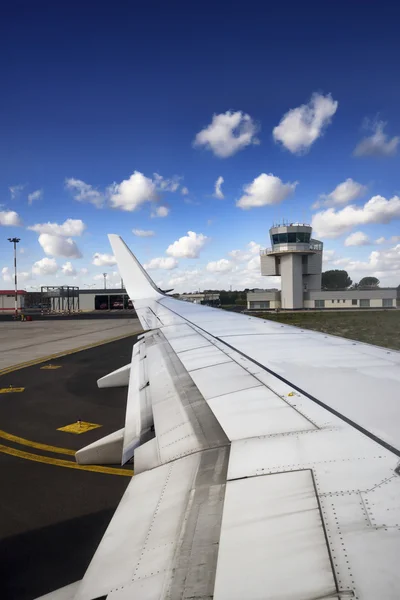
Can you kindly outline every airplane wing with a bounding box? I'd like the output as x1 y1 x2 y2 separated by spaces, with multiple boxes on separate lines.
44 235 400 600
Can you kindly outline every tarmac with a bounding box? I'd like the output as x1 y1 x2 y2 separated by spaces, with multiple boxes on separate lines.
0 317 142 372
0 318 142 600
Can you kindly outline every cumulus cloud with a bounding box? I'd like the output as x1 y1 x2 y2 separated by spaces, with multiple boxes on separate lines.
166 231 208 258
39 234 82 258
181 187 189 196
151 205 169 218
153 173 181 192
61 261 77 276
144 257 178 270
32 257 59 276
65 178 104 207
311 195 400 238
273 93 338 154
108 171 157 211
375 235 400 245
353 120 399 157
0 210 22 226
193 111 259 158
344 231 371 247
236 173 297 209
214 176 224 199
28 218 85 237
1 267 12 282
9 184 25 200
92 253 116 266
327 244 400 286
313 178 367 209
228 241 262 262
27 189 43 205
132 229 155 237
206 259 234 273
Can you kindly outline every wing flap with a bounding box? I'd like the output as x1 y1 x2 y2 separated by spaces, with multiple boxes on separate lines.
213 470 338 600
74 446 229 600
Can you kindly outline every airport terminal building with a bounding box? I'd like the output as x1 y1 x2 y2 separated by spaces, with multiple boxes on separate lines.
247 223 398 310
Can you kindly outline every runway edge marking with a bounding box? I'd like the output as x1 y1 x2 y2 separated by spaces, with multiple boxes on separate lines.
0 330 141 377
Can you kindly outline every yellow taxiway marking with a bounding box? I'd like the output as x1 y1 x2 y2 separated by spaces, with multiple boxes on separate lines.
0 444 133 477
0 428 75 456
57 421 102 434
40 364 62 370
0 331 139 377
0 387 25 394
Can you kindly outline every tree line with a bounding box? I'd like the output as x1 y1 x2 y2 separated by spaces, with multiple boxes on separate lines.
321 270 384 290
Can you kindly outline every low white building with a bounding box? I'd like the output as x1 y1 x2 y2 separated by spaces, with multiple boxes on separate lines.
0 290 26 314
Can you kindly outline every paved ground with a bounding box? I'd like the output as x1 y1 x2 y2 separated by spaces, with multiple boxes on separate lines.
0 334 140 600
0 317 142 371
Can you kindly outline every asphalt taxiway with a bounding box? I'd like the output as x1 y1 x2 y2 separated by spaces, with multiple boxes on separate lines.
0 332 140 600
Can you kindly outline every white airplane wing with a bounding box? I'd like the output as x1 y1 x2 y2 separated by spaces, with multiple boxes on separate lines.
49 235 400 600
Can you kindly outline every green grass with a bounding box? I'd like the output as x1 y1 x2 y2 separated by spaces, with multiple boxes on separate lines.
252 310 400 351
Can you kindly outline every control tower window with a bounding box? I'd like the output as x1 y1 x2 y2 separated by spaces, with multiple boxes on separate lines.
272 232 311 244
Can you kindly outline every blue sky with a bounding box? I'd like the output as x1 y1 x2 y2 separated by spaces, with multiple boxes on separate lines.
1 1 400 291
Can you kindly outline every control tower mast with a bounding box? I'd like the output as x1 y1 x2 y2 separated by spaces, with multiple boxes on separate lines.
260 223 323 309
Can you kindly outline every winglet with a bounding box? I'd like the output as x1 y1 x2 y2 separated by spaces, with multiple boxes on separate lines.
108 234 163 301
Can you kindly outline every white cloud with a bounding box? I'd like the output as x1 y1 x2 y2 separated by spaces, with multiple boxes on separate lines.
229 241 262 262
92 253 116 266
151 205 169 218
144 257 178 270
206 259 234 273
65 178 104 207
18 271 31 283
236 173 297 209
375 235 400 245
166 231 208 258
353 120 399 157
80 267 89 275
312 195 400 238
61 261 77 276
132 229 155 237
28 218 85 237
1 267 11 282
273 93 338 154
32 257 59 276
38 234 82 258
9 184 25 200
214 176 224 199
193 110 259 158
328 244 400 286
313 178 367 209
0 210 22 226
344 231 371 247
181 187 189 196
153 173 181 192
27 189 43 205
108 171 157 211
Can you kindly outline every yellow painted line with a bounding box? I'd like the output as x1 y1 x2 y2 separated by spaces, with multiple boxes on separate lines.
0 387 25 394
0 331 139 377
57 421 102 434
0 444 133 477
0 428 75 456
40 364 62 370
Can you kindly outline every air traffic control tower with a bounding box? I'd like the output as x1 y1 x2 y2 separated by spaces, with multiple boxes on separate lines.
260 223 323 309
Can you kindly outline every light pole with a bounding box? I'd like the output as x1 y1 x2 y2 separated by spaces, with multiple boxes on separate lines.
103 272 107 290
8 237 20 319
